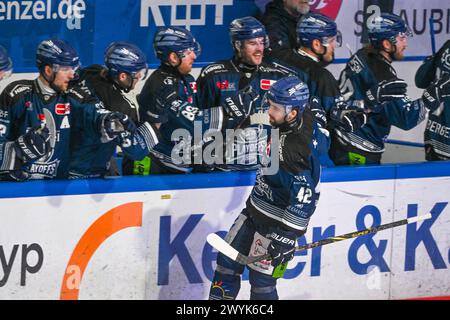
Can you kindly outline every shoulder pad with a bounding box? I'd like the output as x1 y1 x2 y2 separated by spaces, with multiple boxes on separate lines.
199 62 228 78
3 80 33 101
347 52 366 75
258 64 288 75
67 82 97 103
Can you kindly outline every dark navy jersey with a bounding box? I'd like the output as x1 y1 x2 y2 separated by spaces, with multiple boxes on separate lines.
337 47 428 153
424 99 450 160
197 57 289 170
415 42 450 160
0 79 108 179
266 48 340 117
265 49 341 166
138 64 198 124
247 109 322 235
197 57 288 111
68 67 158 178
260 0 303 51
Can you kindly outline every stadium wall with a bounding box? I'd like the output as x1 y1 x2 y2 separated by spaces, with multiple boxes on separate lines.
0 162 449 300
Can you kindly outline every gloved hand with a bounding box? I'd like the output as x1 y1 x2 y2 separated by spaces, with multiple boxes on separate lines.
14 125 51 163
422 73 450 111
309 96 327 128
365 78 407 111
267 228 297 267
330 107 368 132
222 87 259 128
101 112 136 142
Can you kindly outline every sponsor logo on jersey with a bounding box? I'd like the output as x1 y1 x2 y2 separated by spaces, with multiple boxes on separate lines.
260 79 276 90
38 113 46 122
9 84 31 98
55 103 71 115
163 77 174 85
201 64 225 76
189 82 197 93
216 80 236 91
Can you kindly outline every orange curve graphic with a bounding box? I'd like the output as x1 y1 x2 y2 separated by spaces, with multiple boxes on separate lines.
60 202 143 300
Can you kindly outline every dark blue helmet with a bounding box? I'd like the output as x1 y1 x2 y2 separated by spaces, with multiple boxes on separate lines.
229 16 269 48
36 38 80 70
104 41 148 79
153 26 201 62
266 76 310 114
297 12 342 48
367 13 412 48
0 45 13 79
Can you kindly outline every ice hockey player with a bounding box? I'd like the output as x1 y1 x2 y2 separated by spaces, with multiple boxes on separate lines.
266 12 371 166
197 16 289 170
135 26 201 174
333 13 450 165
0 38 133 181
138 26 260 174
415 40 450 161
69 41 158 178
209 76 323 300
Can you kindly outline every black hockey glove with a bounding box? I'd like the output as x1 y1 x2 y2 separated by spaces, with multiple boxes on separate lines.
330 107 368 132
267 228 297 267
14 125 51 163
365 79 407 111
422 73 450 112
221 87 259 128
100 112 137 142
309 96 327 128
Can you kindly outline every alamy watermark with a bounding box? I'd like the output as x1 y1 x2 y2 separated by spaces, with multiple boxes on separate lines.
170 121 280 175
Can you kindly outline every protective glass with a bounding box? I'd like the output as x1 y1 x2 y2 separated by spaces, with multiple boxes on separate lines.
53 64 80 75
132 67 148 81
0 68 12 81
323 31 342 48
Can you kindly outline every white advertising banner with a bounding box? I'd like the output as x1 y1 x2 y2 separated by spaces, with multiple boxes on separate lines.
0 169 449 300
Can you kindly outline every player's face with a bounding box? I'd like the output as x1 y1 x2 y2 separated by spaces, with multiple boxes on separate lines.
392 34 408 60
284 0 310 16
322 35 340 63
239 37 265 66
53 65 77 92
268 100 288 126
119 68 147 90
178 49 197 75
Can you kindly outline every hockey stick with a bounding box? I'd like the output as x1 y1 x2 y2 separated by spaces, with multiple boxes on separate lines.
207 213 432 265
429 17 437 55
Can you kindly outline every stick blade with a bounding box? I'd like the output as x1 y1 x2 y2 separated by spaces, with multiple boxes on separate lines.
206 233 240 262
407 213 432 224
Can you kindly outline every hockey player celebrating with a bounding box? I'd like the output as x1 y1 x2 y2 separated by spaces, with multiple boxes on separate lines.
197 16 289 170
415 40 450 161
138 26 200 127
333 13 450 165
69 41 158 178
0 38 133 181
266 12 371 166
138 26 260 174
209 76 323 300
136 26 201 174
